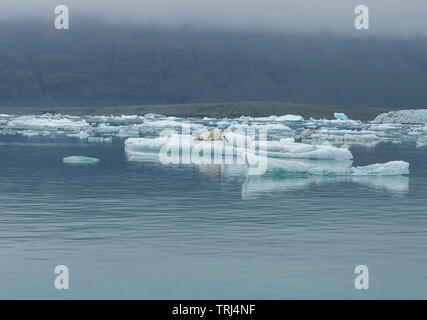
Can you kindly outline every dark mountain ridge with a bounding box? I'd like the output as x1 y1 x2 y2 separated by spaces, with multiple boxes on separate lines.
1 20 426 109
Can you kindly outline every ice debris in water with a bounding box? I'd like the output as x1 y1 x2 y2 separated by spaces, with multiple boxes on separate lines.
63 156 100 164
0 112 422 152
350 161 409 176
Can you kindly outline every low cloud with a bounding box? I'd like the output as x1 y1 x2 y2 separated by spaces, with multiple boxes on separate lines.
0 0 426 36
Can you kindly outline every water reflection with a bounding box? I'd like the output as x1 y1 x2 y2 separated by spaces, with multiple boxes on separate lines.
242 175 409 199
125 152 409 199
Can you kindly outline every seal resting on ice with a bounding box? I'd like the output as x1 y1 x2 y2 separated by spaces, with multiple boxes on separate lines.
195 129 224 141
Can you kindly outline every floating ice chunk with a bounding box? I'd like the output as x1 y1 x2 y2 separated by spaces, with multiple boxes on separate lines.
334 113 348 121
350 161 409 176
255 158 353 175
374 109 427 124
309 131 381 146
238 114 303 122
247 156 409 176
142 119 184 128
125 135 238 160
21 130 50 137
261 139 353 160
143 113 164 120
66 131 90 139
7 115 90 130
275 115 304 122
268 145 353 160
63 156 100 164
368 123 402 131
228 122 293 132
88 137 113 143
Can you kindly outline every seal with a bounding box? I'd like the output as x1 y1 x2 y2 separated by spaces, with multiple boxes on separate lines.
195 129 224 141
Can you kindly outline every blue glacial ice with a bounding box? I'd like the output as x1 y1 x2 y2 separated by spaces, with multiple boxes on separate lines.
334 113 348 121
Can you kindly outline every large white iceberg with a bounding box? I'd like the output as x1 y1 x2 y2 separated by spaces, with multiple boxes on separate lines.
247 154 409 176
374 109 427 124
125 132 353 161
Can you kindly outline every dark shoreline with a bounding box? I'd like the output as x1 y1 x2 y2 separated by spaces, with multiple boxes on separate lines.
0 101 392 121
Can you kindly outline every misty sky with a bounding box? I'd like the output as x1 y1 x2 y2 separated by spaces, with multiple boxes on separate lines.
0 0 426 36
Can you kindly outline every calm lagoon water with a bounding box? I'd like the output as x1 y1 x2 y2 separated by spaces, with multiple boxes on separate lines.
0 134 427 299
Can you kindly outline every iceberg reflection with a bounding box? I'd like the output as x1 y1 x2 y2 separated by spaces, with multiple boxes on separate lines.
242 175 409 199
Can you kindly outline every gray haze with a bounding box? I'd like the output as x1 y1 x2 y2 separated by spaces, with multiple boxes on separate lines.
0 0 426 36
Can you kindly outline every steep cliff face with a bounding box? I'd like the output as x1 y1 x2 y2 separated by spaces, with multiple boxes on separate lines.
1 21 427 108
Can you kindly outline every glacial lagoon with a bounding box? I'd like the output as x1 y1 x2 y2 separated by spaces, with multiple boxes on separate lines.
0 112 426 299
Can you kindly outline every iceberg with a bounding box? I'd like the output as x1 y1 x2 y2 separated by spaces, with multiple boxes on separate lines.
126 132 353 162
247 154 409 176
254 157 353 175
261 139 353 160
7 114 90 130
334 113 348 121
308 131 381 146
241 114 304 122
350 161 409 176
228 122 293 132
276 115 304 122
63 156 100 164
374 109 427 124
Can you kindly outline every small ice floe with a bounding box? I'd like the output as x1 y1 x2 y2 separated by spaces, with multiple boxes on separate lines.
228 122 293 132
252 115 304 122
88 137 113 143
350 161 409 176
307 129 381 146
334 113 348 121
62 156 100 164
